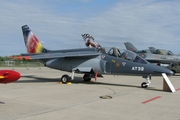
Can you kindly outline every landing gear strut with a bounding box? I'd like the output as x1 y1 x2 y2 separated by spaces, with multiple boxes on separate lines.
141 75 151 88
60 72 96 83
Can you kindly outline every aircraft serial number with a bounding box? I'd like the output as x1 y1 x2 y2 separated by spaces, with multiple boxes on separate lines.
132 67 144 71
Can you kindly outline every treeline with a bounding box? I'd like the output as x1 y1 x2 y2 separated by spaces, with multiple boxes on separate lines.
0 56 43 67
0 56 9 61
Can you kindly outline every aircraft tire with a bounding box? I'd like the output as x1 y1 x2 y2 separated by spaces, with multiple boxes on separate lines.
61 74 70 83
171 70 176 75
141 82 148 88
83 74 91 82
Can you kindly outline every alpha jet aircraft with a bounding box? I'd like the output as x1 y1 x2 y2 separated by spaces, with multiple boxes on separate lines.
124 42 180 64
12 25 173 88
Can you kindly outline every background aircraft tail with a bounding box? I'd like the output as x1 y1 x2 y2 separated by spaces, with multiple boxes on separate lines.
124 42 138 52
22 25 48 54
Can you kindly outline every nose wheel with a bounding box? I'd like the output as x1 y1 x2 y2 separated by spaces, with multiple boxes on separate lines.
141 82 148 88
141 75 151 88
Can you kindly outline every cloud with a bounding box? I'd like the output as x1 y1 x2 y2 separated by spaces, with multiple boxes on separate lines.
81 1 180 52
0 0 180 56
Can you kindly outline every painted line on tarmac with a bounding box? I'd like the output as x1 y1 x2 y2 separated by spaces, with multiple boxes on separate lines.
142 96 161 104
176 88 180 91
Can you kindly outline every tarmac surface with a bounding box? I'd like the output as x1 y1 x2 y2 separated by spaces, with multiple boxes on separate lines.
0 67 180 120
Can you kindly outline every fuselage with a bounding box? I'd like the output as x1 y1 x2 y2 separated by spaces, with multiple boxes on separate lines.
44 48 173 76
137 53 180 64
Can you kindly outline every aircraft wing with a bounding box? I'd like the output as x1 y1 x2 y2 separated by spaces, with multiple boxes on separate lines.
11 51 101 60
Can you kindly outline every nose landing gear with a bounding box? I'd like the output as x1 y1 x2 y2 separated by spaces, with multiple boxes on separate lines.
141 75 151 88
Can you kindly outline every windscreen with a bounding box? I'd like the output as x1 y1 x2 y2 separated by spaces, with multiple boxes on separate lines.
102 47 148 64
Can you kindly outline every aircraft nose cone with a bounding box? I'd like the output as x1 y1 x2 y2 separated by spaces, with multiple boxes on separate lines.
169 70 174 76
153 65 174 76
163 68 174 76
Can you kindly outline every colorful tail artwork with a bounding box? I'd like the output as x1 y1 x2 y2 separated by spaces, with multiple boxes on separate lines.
22 25 48 53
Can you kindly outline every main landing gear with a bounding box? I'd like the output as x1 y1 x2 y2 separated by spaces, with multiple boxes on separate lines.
60 71 75 83
83 73 102 82
61 74 71 83
141 75 151 88
60 71 93 83
83 74 92 82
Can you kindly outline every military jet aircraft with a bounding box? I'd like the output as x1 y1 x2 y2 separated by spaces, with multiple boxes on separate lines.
124 42 180 64
11 25 173 88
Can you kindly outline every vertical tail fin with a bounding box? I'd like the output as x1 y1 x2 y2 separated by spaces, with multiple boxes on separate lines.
22 25 47 54
124 42 138 52
81 33 101 48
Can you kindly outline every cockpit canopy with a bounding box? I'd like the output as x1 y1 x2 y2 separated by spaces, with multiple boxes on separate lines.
98 47 148 64
155 49 173 55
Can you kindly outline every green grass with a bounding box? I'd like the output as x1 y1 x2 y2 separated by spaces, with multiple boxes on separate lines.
0 61 44 67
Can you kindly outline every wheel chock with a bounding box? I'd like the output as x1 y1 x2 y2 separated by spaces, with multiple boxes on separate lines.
58 82 62 84
66 82 72 84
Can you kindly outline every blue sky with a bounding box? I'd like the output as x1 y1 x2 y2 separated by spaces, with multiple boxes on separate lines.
0 0 180 56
